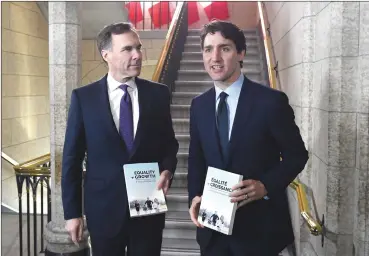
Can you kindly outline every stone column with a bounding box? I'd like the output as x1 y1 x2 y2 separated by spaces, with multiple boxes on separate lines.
354 3 369 255
44 2 89 255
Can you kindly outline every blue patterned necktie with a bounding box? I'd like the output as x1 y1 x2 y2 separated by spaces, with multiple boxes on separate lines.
119 84 134 153
217 92 229 162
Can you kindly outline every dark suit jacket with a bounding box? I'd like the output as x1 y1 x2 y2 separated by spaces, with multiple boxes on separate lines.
61 75 178 238
188 76 308 254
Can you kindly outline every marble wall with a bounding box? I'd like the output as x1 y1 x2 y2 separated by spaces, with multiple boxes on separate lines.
265 2 369 255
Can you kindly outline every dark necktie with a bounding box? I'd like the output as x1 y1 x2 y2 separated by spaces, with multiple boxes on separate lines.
119 84 134 153
217 92 229 162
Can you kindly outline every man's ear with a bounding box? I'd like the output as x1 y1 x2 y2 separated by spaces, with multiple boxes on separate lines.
238 49 246 61
101 49 109 63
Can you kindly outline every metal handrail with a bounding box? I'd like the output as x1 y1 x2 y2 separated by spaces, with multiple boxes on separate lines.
2 152 19 166
257 1 278 89
13 153 51 176
289 180 323 236
152 1 185 82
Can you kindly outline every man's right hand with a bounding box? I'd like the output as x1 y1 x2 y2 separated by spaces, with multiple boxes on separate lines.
65 217 84 246
189 196 204 228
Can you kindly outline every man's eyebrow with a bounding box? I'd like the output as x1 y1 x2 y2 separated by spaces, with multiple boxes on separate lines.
121 43 142 48
204 44 232 48
218 43 232 48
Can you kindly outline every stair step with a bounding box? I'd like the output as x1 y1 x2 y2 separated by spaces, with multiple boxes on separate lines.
166 187 188 211
172 118 189 134
172 166 188 189
174 81 213 92
167 187 188 202
166 210 191 221
163 217 196 239
175 134 190 151
165 218 194 229
161 251 200 256
171 105 190 118
172 92 201 105
161 238 200 255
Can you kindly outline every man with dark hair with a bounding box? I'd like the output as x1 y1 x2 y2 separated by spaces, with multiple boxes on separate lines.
188 20 308 255
134 200 141 215
62 22 178 256
210 211 219 227
145 197 154 211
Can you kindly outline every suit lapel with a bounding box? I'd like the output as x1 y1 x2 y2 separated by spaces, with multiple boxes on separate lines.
201 88 225 168
227 77 255 163
97 75 128 152
129 77 150 158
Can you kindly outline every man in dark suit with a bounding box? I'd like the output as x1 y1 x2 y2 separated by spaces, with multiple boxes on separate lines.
61 22 178 256
188 20 308 256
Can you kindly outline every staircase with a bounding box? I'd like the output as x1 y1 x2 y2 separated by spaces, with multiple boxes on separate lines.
160 28 267 255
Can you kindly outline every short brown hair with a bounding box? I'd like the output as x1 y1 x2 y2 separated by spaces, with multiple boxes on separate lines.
96 22 136 60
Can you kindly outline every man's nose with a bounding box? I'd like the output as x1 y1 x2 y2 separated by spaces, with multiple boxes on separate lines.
132 49 141 60
211 49 221 61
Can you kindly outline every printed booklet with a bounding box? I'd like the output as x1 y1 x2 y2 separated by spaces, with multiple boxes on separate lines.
198 166 243 235
124 162 168 217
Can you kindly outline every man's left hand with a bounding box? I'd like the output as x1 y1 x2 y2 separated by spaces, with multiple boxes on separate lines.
229 179 268 209
157 170 172 195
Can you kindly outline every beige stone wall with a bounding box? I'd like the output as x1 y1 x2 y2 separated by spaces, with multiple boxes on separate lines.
265 2 369 256
81 38 165 86
1 2 49 163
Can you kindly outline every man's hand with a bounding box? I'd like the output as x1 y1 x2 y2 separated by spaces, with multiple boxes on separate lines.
189 196 204 228
229 179 268 209
157 170 172 195
65 217 84 246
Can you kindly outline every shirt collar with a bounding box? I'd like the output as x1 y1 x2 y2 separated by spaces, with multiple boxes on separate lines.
215 73 244 100
107 73 137 92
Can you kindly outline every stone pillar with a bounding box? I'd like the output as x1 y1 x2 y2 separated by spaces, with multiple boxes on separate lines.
44 2 89 255
354 3 369 255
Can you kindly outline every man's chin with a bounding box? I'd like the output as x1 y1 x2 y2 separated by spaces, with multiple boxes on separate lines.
128 70 141 77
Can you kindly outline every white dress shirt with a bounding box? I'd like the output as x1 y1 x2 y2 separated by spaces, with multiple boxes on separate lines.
107 74 140 138
214 73 244 140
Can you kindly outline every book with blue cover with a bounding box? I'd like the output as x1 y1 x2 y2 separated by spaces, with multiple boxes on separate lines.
123 162 168 217
198 166 243 235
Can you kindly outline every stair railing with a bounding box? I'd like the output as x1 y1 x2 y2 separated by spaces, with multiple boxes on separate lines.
152 1 188 98
257 1 325 243
2 152 51 256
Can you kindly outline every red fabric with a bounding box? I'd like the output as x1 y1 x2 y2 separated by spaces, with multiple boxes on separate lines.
188 2 200 25
148 2 172 28
125 2 143 24
203 2 229 21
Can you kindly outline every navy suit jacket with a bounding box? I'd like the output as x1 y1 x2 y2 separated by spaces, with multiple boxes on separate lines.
61 75 178 237
188 76 308 254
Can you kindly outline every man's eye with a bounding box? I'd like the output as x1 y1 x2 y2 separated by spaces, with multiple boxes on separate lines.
223 47 230 52
122 47 132 52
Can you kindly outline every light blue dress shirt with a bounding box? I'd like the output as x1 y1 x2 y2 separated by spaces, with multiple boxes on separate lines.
215 73 244 140
214 73 269 200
